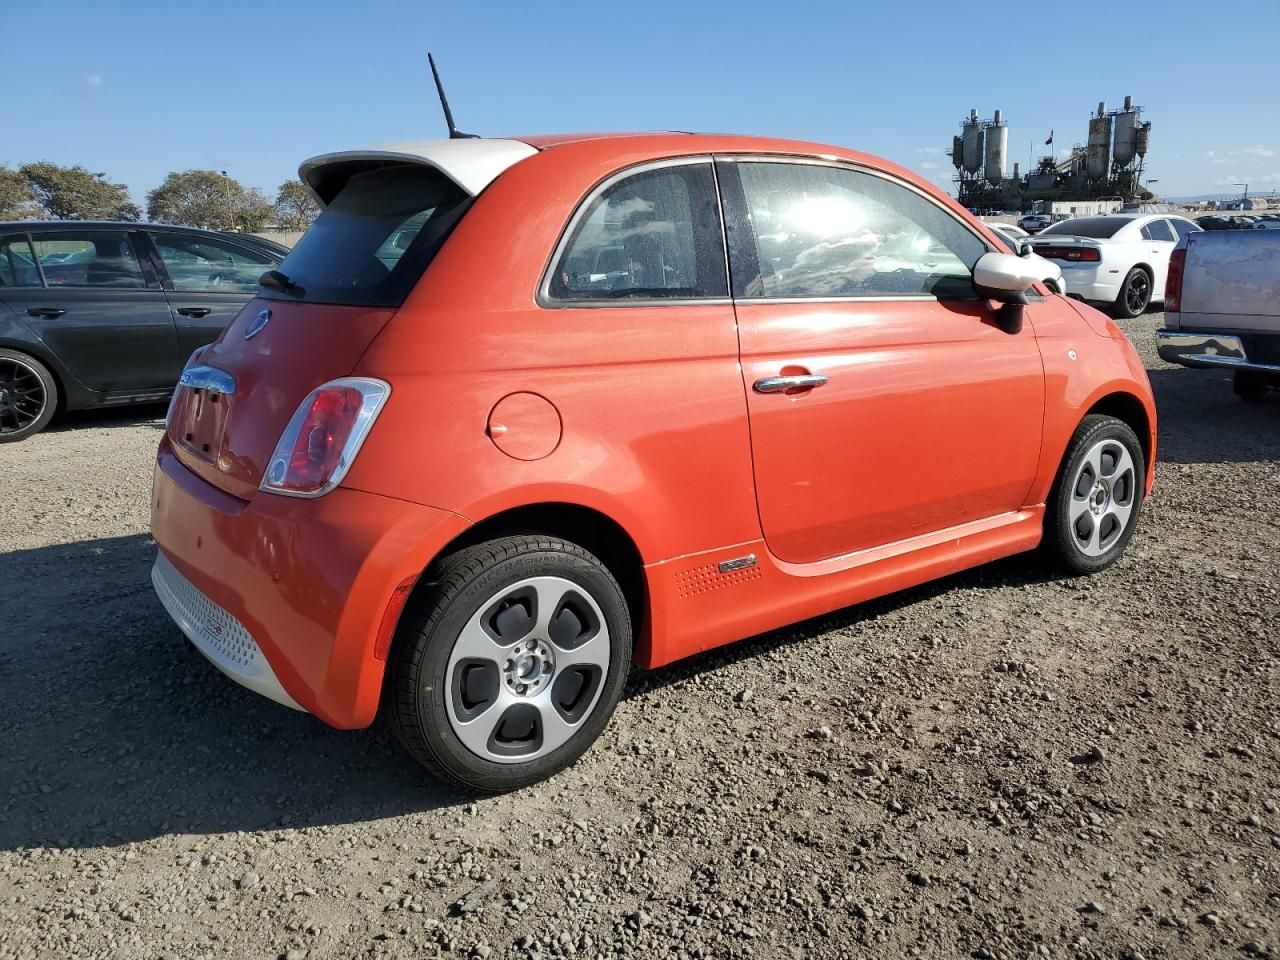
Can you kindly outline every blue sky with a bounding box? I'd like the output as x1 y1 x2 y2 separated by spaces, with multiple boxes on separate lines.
4 0 1278 204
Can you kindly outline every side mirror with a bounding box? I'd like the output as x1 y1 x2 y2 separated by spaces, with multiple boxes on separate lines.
973 252 1042 334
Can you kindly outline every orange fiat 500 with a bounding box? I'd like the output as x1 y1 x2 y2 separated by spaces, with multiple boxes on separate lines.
151 132 1156 791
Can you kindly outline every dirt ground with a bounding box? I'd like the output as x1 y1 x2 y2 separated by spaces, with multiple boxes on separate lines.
1 310 1277 960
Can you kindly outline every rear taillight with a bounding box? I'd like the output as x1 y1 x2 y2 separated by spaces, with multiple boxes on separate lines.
261 377 390 498
1165 247 1186 312
1036 246 1102 262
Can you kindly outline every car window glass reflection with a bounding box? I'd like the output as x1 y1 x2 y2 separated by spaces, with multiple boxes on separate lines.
31 232 146 288
0 235 42 288
736 163 986 300
155 234 274 292
550 163 726 301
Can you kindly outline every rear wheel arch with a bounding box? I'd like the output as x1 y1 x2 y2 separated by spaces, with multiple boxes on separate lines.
391 502 649 669
1134 262 1155 295
0 339 69 413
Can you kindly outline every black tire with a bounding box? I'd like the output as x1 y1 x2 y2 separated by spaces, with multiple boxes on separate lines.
388 535 632 792
1110 267 1152 319
0 348 57 442
1233 370 1269 403
1044 415 1145 575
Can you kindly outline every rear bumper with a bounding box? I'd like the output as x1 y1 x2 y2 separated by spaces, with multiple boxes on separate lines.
1156 329 1280 374
150 438 470 728
152 552 303 711
1055 263 1122 303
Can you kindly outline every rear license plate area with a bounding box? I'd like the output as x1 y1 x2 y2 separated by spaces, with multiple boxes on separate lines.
176 387 230 464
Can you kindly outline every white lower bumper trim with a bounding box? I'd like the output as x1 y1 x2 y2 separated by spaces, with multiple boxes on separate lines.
151 553 305 711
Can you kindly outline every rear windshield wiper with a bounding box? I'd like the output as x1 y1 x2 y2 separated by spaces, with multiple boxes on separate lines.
258 269 305 297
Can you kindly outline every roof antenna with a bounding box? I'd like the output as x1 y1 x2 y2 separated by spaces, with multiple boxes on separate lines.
428 53 478 139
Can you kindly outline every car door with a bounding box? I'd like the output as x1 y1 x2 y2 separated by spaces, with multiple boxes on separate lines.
144 231 280 356
0 228 180 396
1139 218 1177 291
719 158 1045 564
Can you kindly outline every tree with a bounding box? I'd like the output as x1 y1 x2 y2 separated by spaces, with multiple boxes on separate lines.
238 187 276 233
146 170 274 232
18 162 139 220
274 179 320 231
0 166 42 220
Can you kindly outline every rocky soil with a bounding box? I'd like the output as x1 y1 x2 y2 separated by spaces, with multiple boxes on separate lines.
1 311 1277 959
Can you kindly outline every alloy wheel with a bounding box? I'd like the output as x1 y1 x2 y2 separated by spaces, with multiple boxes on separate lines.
1125 272 1150 314
0 357 47 436
445 576 611 764
1068 438 1137 557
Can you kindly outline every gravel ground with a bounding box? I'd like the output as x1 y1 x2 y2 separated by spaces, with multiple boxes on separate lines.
1 310 1277 960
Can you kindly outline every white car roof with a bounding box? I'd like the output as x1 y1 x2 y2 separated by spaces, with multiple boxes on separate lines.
299 138 539 205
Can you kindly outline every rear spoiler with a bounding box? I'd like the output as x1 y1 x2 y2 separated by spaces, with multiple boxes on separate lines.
299 138 537 206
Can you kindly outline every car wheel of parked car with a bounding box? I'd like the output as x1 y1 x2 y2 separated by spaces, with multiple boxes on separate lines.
389 535 632 791
0 349 58 443
1045 415 1145 574
1112 267 1152 319
1232 371 1270 403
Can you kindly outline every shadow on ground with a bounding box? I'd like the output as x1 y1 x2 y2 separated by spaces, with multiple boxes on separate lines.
0 533 468 852
1147 367 1280 465
46 403 168 434
3 370 1271 851
0 532 1063 852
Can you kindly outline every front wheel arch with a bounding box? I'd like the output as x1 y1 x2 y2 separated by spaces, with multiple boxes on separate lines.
1085 391 1153 485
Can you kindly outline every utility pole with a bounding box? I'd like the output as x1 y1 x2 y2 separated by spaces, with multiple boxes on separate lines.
221 170 234 231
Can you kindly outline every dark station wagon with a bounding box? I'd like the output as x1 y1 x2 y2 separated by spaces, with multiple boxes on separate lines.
0 221 283 441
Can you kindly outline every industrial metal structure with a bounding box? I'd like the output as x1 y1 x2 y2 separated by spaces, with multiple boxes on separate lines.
951 96 1153 213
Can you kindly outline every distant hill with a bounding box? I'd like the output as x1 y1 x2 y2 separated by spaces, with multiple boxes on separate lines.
1166 192 1280 203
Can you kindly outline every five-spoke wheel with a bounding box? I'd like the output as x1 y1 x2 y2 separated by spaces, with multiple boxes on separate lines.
1047 414 1145 573
1067 438 1137 557
389 536 631 792
1111 267 1152 319
446 576 611 764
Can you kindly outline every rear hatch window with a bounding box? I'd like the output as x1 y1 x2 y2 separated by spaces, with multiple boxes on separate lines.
261 164 470 307
1037 218 1125 239
166 163 471 500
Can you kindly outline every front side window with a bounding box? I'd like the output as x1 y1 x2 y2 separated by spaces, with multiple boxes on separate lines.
731 162 986 299
154 233 276 292
30 231 146 288
0 235 40 288
548 162 727 301
1141 220 1176 242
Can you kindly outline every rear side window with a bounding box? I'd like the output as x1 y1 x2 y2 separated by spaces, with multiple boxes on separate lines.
547 162 727 301
154 233 276 292
264 165 470 307
30 231 146 288
0 235 40 287
729 161 986 299
1141 220 1176 242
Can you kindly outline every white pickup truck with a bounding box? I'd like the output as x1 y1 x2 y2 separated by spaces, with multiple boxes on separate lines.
1156 230 1280 402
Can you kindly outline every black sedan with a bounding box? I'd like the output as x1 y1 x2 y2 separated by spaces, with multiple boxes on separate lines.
0 221 283 441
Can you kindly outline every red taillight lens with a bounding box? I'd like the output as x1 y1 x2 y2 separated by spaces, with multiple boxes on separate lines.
1037 245 1101 262
1165 247 1186 312
261 377 390 498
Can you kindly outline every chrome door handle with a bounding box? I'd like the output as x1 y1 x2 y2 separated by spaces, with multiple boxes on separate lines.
753 374 828 394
